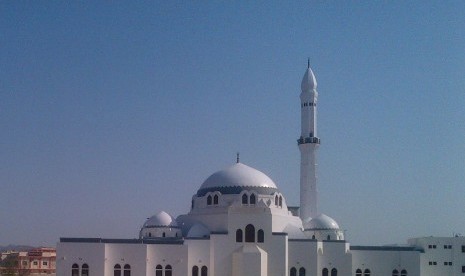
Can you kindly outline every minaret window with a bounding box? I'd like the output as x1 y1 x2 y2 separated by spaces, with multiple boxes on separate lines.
242 194 248 204
114 264 121 276
245 224 255 242
82 264 89 276
299 267 306 276
201 266 208 276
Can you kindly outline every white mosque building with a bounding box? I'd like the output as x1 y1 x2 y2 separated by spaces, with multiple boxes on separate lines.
57 62 465 276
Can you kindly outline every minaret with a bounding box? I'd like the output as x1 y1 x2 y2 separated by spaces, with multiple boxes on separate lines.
298 60 320 221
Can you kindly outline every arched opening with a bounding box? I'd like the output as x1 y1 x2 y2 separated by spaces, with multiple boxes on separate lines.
207 195 212 205
82 263 89 276
201 266 208 276
236 229 243 242
242 194 248 204
400 269 407 276
148 232 152 237
250 194 256 205
331 268 337 276
364 269 371 276
162 232 166 237
165 265 172 276
312 235 315 239
327 235 331 240
392 269 399 276
290 267 297 276
192 266 199 276
322 268 329 276
72 263 79 276
355 269 362 276
114 264 121 276
245 224 255 242
155 265 162 276
275 195 279 206
279 196 283 207
299 267 306 276
213 195 218 205
257 229 264 243
123 264 131 276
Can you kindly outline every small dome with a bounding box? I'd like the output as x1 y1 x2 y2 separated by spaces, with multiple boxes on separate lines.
301 65 317 91
304 214 340 230
187 223 210 238
199 163 277 191
143 211 178 228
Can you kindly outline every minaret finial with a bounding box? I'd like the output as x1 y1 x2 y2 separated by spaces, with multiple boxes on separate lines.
236 152 240 163
307 58 310 68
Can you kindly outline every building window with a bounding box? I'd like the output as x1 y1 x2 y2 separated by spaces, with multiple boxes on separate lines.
290 267 297 276
33 261 38 265
322 268 328 276
327 235 331 240
207 195 212 205
364 269 371 276
462 245 465 252
81 264 89 276
400 269 407 276
201 266 208 276
275 195 279 206
123 264 131 276
162 232 166 237
43 261 48 266
236 229 243 242
165 265 172 276
355 269 362 276
72 263 79 276
299 267 306 276
331 268 337 276
250 194 256 205
242 194 248 204
245 224 255 242
156 265 162 276
257 229 264 243
114 264 121 276
213 195 219 205
312 235 315 239
192 266 199 276
392 269 399 276
462 266 465 273
279 196 283 207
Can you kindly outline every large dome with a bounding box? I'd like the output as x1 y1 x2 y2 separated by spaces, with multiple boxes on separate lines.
196 163 278 196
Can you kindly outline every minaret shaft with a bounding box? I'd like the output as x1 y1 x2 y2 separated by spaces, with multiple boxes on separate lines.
298 64 320 220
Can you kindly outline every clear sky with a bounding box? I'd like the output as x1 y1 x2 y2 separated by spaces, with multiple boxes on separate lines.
1 2 465 247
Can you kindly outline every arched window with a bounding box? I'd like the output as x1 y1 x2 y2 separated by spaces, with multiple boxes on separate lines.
392 269 399 276
201 266 208 276
148 232 152 237
290 267 297 276
207 195 212 205
155 265 162 276
257 229 264 243
82 263 89 276
299 267 306 276
312 235 316 239
213 195 218 205
192 266 199 276
242 194 248 204
364 269 371 276
327 235 331 240
331 268 337 276
165 265 172 276
322 268 329 276
114 264 121 276
250 194 256 205
72 263 79 276
245 224 255 242
275 195 279 206
123 264 131 276
162 232 166 237
400 269 407 276
355 269 362 276
279 196 283 207
236 229 243 242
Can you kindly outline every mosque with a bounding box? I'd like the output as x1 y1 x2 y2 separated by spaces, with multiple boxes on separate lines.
57 63 465 276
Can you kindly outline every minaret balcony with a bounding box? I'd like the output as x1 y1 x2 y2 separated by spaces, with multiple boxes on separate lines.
297 137 320 145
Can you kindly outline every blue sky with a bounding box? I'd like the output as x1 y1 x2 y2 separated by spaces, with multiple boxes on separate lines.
1 2 464 247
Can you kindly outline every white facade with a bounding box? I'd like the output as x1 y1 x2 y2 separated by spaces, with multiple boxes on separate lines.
57 63 465 276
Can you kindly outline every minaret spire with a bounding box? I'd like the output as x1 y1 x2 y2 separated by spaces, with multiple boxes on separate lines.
236 152 240 163
298 61 320 221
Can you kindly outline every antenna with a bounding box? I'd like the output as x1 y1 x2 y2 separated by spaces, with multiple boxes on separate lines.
236 152 240 163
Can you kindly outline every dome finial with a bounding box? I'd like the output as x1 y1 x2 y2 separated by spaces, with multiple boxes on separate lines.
236 152 240 163
307 58 310 69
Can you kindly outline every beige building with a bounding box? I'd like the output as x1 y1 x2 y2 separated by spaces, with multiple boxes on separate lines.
0 247 56 276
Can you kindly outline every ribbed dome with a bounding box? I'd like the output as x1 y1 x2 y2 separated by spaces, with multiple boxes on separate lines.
199 163 277 190
143 211 178 228
301 65 317 91
304 214 340 230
